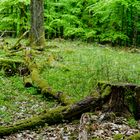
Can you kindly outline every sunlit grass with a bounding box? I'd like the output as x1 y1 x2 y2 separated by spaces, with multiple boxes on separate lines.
40 40 140 101
0 38 140 123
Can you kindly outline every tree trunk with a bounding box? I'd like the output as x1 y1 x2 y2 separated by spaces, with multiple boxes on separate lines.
30 0 45 47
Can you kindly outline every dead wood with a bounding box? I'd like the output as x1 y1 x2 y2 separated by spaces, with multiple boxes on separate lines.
0 81 139 137
0 94 101 137
10 30 29 50
24 48 73 105
29 65 73 105
98 81 140 119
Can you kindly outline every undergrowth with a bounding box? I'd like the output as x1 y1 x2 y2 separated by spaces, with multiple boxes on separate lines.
40 39 140 101
0 38 140 124
0 75 56 125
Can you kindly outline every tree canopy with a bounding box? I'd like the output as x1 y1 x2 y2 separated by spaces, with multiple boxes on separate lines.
0 0 140 47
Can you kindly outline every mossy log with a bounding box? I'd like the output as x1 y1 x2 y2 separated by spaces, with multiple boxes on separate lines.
0 58 26 76
0 94 101 137
24 48 72 105
98 81 140 119
30 67 73 105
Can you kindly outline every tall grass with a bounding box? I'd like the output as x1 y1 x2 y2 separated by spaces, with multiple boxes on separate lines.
0 39 139 123
41 40 140 101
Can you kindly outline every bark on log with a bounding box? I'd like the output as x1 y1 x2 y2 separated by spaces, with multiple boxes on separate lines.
0 94 101 137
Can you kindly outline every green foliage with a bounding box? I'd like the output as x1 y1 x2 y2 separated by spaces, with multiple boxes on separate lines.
0 0 30 36
113 133 124 140
1 0 140 46
127 133 140 140
0 39 140 128
127 118 138 128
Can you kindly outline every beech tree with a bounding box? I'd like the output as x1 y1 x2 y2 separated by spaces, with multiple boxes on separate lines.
30 0 45 47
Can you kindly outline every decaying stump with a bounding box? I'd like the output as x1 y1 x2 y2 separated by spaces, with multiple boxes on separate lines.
98 81 140 119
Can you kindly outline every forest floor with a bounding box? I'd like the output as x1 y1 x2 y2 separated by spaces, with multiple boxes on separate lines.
0 38 140 139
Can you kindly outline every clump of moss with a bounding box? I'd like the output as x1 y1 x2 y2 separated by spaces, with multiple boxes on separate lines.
127 133 140 140
113 133 124 140
101 85 111 98
127 118 138 128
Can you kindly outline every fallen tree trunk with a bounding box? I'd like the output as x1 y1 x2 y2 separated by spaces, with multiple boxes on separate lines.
0 94 101 137
0 58 26 76
24 48 73 105
30 67 73 105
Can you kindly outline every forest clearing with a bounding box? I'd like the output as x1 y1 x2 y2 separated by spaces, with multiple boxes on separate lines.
0 0 140 139
0 39 140 139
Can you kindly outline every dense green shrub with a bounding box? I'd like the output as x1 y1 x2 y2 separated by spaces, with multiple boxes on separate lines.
0 0 140 47
0 0 30 36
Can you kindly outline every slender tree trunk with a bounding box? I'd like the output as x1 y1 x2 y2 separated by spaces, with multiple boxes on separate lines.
133 10 138 47
121 5 124 46
30 0 45 47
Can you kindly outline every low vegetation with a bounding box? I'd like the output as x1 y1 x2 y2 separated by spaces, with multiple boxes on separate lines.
1 0 140 47
1 0 140 139
0 39 140 127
